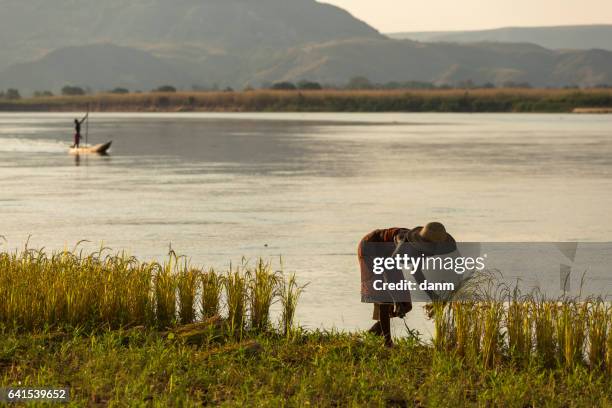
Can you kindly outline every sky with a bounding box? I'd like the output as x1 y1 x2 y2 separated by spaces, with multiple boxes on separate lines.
323 0 612 32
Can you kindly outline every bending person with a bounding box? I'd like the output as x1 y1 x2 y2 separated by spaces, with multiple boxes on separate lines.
358 222 456 347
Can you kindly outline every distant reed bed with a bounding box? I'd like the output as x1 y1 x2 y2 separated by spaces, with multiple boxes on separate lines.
0 247 304 336
432 278 612 373
1 89 612 112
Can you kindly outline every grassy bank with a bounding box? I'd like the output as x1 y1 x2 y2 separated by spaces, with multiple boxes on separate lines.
1 89 612 113
0 248 611 406
2 329 611 407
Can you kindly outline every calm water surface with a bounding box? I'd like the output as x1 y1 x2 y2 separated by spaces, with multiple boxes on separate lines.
1 112 611 336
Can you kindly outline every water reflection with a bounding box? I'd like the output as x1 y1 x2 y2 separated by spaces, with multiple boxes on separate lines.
73 152 112 167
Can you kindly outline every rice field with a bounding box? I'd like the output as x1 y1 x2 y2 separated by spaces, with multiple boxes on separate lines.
432 280 612 373
0 246 610 373
0 247 304 337
0 247 610 405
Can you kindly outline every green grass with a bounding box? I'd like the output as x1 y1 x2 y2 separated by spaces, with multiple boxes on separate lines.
1 328 610 407
1 89 612 113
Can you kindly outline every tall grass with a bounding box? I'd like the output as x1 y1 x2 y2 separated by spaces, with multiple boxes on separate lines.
248 259 281 333
279 273 306 337
223 265 248 337
506 291 532 362
587 300 608 370
2 88 612 113
481 301 504 368
201 268 222 319
177 267 199 325
431 282 611 371
0 247 303 335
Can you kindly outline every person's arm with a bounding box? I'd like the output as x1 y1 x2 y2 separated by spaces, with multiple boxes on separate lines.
412 267 440 302
388 232 415 316
391 236 441 302
79 113 89 124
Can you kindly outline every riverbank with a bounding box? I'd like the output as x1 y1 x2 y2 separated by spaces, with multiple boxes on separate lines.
0 247 611 405
1 89 612 113
2 328 610 406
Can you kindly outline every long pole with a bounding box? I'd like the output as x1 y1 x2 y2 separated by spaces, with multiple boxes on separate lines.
85 103 89 147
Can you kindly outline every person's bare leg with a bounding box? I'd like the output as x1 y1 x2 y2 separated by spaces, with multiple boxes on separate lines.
379 304 393 347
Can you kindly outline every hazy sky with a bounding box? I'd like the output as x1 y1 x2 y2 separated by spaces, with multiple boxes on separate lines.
323 0 612 32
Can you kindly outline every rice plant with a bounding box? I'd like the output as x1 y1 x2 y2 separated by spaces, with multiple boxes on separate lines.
533 300 558 367
0 247 160 331
223 265 248 337
452 301 473 358
432 301 451 352
279 273 306 337
587 299 608 370
556 301 588 369
247 259 281 333
201 269 222 319
481 301 504 369
607 306 612 375
154 261 176 329
177 267 199 325
506 289 532 363
0 247 303 337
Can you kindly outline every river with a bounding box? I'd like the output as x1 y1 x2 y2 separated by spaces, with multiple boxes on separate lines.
1 112 611 336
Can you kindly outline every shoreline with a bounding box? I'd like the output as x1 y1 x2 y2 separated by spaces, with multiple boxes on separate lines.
1 89 611 113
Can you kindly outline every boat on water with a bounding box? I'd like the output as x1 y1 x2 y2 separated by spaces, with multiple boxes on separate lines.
69 141 112 155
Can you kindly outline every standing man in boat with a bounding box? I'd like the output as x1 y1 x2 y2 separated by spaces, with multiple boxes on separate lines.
73 113 88 148
358 222 457 347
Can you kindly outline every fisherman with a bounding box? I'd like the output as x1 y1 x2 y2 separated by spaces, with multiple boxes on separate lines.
72 113 88 148
358 222 457 347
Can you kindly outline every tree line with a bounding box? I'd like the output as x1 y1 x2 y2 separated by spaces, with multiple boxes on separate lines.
1 77 611 100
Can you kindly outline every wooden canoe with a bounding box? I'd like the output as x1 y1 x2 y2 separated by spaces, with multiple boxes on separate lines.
69 141 112 155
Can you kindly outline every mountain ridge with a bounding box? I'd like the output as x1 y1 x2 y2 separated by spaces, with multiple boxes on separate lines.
388 25 612 51
0 2 611 93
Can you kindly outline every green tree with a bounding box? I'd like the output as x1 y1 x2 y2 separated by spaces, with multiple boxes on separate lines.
271 82 297 90
346 76 373 89
154 85 177 93
110 87 130 94
62 86 86 96
297 80 322 90
34 90 54 97
6 88 21 100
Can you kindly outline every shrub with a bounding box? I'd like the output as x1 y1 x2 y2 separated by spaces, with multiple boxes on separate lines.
5 88 21 99
346 76 373 89
62 86 86 96
33 90 54 97
297 80 322 90
154 85 177 93
271 82 297 90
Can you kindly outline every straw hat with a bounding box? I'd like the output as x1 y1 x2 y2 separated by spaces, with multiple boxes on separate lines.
409 222 454 243
405 222 457 255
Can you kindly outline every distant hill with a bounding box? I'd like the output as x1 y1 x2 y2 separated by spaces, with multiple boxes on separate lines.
388 25 612 51
0 0 381 70
0 2 611 93
0 44 197 92
251 39 612 87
